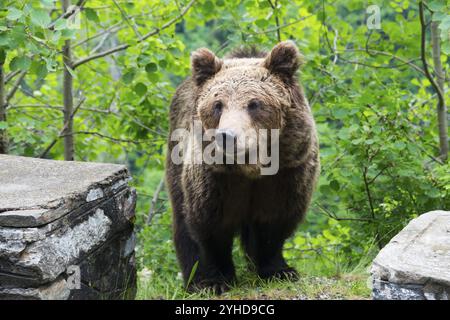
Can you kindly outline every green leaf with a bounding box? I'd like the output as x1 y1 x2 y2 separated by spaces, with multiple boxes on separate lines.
61 28 77 38
134 82 147 96
145 62 158 73
428 188 441 198
30 9 51 28
6 8 23 21
9 26 26 46
10 56 31 71
201 0 215 13
85 8 100 23
147 72 160 83
158 59 167 68
428 0 446 11
438 16 450 33
394 141 406 150
338 128 350 140
432 11 447 22
123 70 136 84
294 236 306 246
0 34 9 47
137 54 151 66
442 41 450 55
53 19 67 31
0 121 8 130
323 229 336 241
330 180 340 191
186 260 199 290
50 30 61 42
41 0 56 6
333 108 348 119
43 56 57 72
35 62 48 79
255 19 269 28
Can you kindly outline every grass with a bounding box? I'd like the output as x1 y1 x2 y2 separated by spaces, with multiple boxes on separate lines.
135 214 374 300
135 244 372 300
136 268 371 300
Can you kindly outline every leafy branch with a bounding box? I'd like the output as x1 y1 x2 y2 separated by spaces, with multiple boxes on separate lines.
39 96 86 158
72 0 197 69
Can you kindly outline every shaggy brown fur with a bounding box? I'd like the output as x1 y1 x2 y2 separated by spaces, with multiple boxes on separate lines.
165 41 320 294
225 46 268 59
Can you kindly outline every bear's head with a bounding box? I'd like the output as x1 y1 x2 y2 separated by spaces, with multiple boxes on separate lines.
191 41 306 176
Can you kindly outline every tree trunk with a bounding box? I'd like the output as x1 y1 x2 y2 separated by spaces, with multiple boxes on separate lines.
62 0 74 161
431 21 448 162
0 63 7 154
146 176 165 225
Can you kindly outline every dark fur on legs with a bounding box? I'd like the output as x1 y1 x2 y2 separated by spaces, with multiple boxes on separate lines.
241 222 299 281
174 210 236 294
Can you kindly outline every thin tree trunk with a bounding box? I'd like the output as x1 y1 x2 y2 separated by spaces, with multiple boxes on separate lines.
146 176 165 225
431 21 448 161
0 63 7 154
62 0 74 160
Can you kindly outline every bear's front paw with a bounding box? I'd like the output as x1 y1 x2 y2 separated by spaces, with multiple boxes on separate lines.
187 279 231 295
259 266 299 281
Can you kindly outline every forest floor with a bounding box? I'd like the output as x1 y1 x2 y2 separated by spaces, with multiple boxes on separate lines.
136 270 371 300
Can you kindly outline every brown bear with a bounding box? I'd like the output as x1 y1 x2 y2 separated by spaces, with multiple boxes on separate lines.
165 41 319 294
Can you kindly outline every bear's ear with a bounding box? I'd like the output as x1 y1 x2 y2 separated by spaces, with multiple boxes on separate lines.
191 48 223 86
263 41 302 80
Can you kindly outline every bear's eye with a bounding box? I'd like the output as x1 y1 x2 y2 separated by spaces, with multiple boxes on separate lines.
247 100 261 111
213 101 223 115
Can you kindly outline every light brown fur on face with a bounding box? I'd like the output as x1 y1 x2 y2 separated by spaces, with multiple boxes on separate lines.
165 41 320 294
197 64 289 130
197 64 289 168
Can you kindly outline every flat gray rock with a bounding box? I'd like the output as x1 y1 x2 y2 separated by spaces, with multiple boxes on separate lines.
0 278 71 300
371 210 450 300
0 155 137 300
0 155 129 227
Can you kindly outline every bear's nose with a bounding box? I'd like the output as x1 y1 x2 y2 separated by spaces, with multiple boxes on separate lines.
215 129 237 152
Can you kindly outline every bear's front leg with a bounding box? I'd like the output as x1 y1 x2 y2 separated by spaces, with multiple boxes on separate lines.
187 224 236 294
241 222 298 281
181 166 238 294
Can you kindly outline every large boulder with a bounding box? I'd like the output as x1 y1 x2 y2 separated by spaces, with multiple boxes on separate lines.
0 155 137 300
371 210 450 300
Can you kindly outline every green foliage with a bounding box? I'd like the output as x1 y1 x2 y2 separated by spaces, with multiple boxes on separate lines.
1 0 449 299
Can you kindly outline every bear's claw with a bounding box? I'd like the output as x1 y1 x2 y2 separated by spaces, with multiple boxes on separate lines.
188 279 231 295
259 266 299 281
